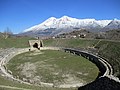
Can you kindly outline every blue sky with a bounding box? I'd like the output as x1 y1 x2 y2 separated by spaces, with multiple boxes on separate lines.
0 0 120 34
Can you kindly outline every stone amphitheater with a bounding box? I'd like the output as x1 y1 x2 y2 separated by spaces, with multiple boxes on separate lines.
0 40 120 90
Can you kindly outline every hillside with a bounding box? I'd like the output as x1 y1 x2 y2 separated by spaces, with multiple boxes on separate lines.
95 40 120 78
57 29 120 40
0 35 36 48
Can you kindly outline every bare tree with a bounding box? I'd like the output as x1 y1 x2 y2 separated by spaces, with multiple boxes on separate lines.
3 27 13 39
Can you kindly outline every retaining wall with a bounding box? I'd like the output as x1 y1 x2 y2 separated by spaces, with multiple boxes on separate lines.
63 48 110 77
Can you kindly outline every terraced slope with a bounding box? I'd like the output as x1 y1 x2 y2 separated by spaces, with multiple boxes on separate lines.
95 40 120 78
43 38 99 48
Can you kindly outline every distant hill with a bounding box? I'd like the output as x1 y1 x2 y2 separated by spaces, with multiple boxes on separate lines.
56 29 120 40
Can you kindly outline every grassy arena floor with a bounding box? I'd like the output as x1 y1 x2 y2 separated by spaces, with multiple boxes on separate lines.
7 50 99 88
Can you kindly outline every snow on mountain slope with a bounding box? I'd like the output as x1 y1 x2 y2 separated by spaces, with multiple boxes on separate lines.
24 16 112 32
22 16 120 37
24 17 57 32
104 19 120 29
96 20 112 27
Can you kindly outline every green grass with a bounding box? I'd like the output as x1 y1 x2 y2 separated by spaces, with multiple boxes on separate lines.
0 36 36 48
7 50 99 88
43 38 99 48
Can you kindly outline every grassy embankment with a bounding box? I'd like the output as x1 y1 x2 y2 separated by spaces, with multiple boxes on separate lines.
0 36 35 48
43 38 99 48
95 40 120 78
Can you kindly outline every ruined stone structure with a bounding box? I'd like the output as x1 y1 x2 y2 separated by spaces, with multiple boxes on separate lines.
0 47 120 89
29 40 43 50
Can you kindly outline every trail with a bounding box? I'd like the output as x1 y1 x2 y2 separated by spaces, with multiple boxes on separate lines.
93 40 101 48
0 85 32 90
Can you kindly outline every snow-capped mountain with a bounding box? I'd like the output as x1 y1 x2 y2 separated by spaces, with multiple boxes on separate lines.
104 19 120 29
21 16 120 37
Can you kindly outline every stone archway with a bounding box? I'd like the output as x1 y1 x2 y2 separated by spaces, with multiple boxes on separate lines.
29 40 43 50
33 43 38 49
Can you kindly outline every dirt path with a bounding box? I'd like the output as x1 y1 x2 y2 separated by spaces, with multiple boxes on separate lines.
0 85 32 90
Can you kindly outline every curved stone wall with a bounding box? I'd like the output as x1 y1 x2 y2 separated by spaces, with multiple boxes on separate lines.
0 47 120 89
0 48 31 85
62 48 120 90
63 48 112 77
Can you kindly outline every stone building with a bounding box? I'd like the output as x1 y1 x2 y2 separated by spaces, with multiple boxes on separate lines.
29 40 43 50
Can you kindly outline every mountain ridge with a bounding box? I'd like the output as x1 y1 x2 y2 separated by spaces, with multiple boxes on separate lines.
21 16 120 37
